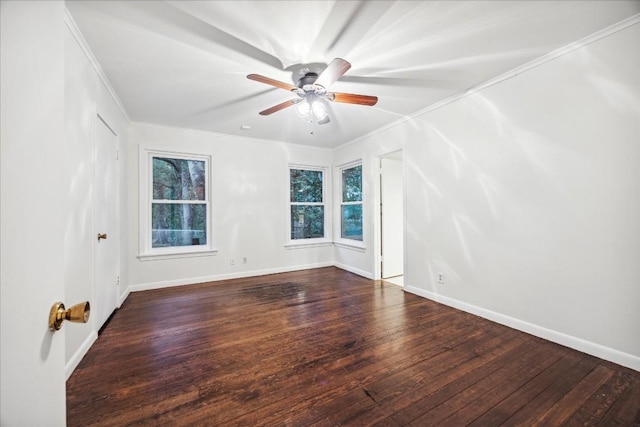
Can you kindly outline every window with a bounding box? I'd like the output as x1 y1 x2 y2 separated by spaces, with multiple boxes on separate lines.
340 163 363 241
289 167 325 241
140 149 213 258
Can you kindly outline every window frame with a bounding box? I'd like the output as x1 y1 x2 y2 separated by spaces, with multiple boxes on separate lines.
138 148 216 260
286 164 332 248
336 160 365 249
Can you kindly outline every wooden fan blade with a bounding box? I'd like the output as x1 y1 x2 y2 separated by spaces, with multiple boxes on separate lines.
328 92 378 106
314 58 351 89
259 99 300 115
247 74 297 91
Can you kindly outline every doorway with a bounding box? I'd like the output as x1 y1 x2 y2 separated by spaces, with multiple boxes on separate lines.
95 115 119 330
379 150 404 286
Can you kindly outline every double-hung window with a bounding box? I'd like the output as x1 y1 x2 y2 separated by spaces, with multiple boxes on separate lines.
140 149 213 258
289 167 326 242
340 163 363 241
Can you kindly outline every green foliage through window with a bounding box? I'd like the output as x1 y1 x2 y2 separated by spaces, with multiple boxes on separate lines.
341 164 363 241
342 165 362 202
290 169 323 203
290 168 324 240
152 203 206 247
341 205 362 240
291 205 324 239
151 156 208 248
153 157 205 200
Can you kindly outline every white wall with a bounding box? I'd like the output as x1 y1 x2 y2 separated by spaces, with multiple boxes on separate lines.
337 21 640 370
126 124 335 290
64 12 129 376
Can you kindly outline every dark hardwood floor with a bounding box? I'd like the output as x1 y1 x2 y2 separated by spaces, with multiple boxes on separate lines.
67 267 640 426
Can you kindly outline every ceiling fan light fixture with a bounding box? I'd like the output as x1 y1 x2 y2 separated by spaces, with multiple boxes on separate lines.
316 115 330 125
312 99 329 124
295 99 313 122
295 97 330 124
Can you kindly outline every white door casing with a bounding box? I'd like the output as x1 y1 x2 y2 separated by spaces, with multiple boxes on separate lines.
380 156 404 279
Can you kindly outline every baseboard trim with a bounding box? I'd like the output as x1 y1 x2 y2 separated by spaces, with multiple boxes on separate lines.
333 262 373 279
405 285 640 372
66 331 98 381
117 287 130 308
127 262 335 293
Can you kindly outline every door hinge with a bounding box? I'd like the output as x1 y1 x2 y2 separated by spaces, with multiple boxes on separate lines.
116 150 120 160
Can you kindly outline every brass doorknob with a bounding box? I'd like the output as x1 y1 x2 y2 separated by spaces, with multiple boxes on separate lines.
48 301 90 331
97 233 107 241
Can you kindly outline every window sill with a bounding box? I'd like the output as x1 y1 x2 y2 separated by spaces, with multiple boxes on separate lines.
138 248 218 261
334 241 366 252
285 240 334 250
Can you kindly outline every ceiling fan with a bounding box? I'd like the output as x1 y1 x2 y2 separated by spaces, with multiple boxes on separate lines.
247 58 378 125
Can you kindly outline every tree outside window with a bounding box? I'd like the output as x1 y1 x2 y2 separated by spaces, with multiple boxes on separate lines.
341 164 363 241
290 168 324 239
151 156 208 248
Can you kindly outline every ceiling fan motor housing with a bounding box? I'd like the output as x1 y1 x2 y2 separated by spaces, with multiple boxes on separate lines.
298 72 319 89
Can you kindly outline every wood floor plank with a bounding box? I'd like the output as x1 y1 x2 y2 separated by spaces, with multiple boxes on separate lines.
498 353 600 425
225 312 477 426
405 338 559 426
530 364 614 425
66 267 640 426
381 332 523 424
387 336 534 425
287 328 503 426
468 349 580 426
590 369 640 426
565 367 637 426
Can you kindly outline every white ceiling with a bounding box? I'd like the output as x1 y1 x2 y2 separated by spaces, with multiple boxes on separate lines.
66 1 640 149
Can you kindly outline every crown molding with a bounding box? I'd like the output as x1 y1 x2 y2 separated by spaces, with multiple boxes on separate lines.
64 7 130 122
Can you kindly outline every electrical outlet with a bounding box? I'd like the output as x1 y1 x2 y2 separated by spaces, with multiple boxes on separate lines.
437 272 445 284
230 259 236 266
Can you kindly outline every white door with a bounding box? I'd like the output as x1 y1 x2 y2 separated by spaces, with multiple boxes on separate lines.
95 116 119 330
380 155 404 279
1 1 67 424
